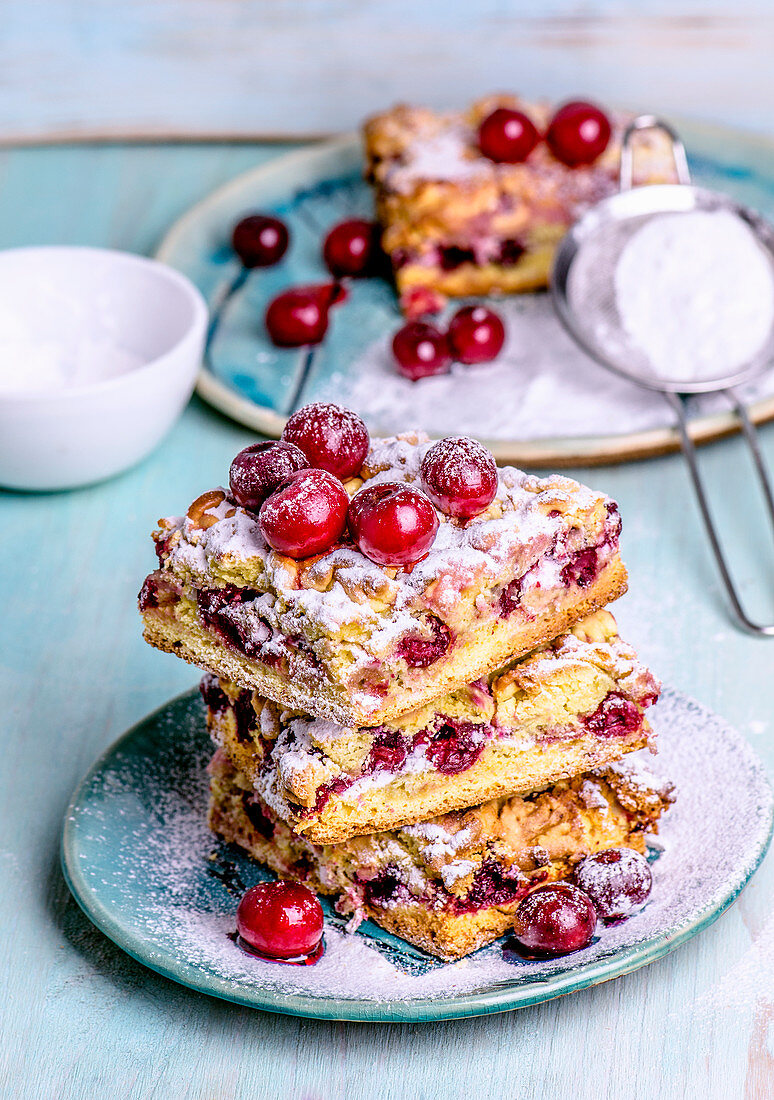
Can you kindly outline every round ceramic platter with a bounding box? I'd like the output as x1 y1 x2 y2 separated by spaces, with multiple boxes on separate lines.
62 686 772 1023
156 123 774 466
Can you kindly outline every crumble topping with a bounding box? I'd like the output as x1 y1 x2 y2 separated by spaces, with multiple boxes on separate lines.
154 433 617 653
368 98 676 207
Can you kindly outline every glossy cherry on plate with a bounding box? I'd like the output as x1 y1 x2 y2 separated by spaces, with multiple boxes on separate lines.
420 436 498 519
265 285 339 347
546 101 611 167
349 482 439 567
511 883 597 957
229 441 310 512
478 108 540 164
572 848 652 923
236 881 324 961
259 468 349 559
447 305 505 365
232 215 290 268
281 401 370 480
323 218 379 278
392 321 452 380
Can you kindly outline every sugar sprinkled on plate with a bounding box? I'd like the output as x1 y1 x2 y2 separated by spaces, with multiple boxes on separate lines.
64 687 774 1010
313 294 774 441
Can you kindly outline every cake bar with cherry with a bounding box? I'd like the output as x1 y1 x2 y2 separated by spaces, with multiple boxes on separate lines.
140 404 627 728
202 610 659 844
363 95 678 317
209 747 674 961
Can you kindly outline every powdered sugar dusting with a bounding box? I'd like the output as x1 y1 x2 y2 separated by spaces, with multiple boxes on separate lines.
157 433 617 704
615 210 774 382
402 822 473 862
387 125 490 193
313 294 774 441
66 687 773 1010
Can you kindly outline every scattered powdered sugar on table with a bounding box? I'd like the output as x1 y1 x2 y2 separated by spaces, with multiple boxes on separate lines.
314 294 774 441
68 687 772 1009
615 210 774 382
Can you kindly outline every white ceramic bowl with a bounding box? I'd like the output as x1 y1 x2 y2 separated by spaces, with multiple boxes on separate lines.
0 246 207 490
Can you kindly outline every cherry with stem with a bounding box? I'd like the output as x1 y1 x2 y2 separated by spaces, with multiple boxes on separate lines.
205 213 290 364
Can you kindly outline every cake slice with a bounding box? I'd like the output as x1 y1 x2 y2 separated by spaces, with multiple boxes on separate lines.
209 748 674 960
203 610 659 843
363 95 678 317
140 432 626 728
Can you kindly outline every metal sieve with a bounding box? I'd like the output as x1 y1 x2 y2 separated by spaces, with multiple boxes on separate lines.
551 116 774 635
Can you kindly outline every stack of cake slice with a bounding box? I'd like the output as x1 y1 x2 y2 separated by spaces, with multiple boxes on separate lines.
140 427 673 960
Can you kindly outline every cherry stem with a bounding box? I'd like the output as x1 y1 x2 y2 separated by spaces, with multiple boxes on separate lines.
204 265 250 360
284 280 341 414
286 345 318 415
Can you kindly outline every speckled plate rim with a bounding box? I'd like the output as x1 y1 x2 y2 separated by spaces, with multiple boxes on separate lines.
155 123 774 467
61 687 774 1023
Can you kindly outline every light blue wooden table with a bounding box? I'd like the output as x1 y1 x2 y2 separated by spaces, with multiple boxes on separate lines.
1 141 773 1100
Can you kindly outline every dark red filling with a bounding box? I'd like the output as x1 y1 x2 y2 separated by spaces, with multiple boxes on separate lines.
365 728 408 773
196 585 270 661
360 858 536 917
497 239 526 266
439 245 477 270
232 692 258 743
311 717 488 814
361 869 406 907
453 858 531 914
414 721 486 775
138 574 161 610
582 692 642 739
560 547 599 590
498 501 621 618
396 615 452 668
138 571 178 612
243 796 275 841
195 589 319 674
393 238 525 273
199 676 229 713
154 532 175 565
498 574 523 617
313 774 356 814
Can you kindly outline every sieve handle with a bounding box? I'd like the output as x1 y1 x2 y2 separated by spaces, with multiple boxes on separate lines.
666 390 774 636
619 115 691 191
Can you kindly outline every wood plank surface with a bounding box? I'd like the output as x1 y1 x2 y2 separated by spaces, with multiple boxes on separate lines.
1 2 774 141
0 141 772 1100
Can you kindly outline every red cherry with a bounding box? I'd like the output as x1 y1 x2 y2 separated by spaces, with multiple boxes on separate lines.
236 881 324 960
349 482 439 567
265 285 337 347
420 436 498 519
229 441 309 512
478 108 540 164
232 215 289 268
282 401 370 480
546 101 611 167
447 305 506 365
323 219 379 278
392 322 452 381
259 468 348 559
512 883 597 957
572 848 652 923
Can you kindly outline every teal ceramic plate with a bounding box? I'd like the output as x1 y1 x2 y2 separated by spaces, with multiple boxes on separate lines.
156 125 774 466
62 686 772 1023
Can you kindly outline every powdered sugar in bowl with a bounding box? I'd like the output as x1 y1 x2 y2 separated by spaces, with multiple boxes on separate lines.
0 246 207 490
